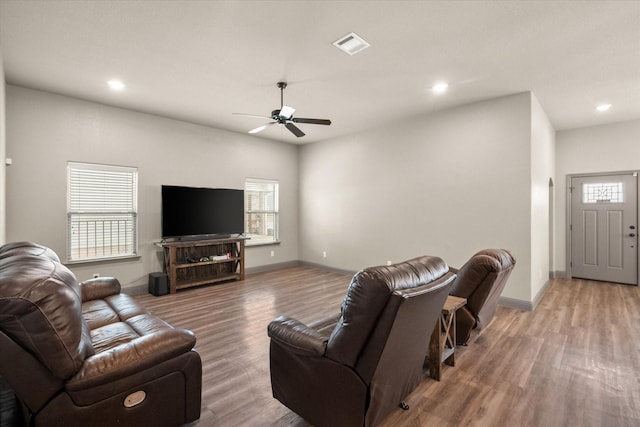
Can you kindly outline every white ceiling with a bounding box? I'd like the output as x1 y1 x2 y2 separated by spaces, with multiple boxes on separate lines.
1 0 639 144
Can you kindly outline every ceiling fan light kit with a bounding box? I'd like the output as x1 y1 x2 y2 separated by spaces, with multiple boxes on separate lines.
233 82 331 138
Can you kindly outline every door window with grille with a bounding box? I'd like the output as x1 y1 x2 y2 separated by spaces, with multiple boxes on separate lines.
245 178 279 245
582 182 624 204
67 162 138 262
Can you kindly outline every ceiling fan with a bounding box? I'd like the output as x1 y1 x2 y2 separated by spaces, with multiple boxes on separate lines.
233 82 331 138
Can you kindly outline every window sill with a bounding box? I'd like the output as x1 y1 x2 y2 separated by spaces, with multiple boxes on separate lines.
246 241 281 248
65 254 141 265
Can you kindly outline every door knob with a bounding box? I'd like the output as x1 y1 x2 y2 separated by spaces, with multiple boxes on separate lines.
630 225 636 229
630 233 636 237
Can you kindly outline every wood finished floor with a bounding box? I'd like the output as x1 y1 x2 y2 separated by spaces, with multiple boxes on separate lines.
135 267 640 427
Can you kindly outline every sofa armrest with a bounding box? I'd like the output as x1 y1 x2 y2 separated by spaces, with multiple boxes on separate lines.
268 316 327 357
67 328 196 391
80 277 121 302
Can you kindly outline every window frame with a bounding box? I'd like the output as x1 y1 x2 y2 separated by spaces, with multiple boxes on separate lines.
244 178 280 246
66 161 138 263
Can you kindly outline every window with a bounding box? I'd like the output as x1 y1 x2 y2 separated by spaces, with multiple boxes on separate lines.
67 162 138 262
582 182 624 204
245 178 279 245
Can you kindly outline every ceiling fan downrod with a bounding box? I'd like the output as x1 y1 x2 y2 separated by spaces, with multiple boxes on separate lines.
277 82 287 109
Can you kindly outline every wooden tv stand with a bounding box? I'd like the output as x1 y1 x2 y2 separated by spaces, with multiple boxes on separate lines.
162 237 245 293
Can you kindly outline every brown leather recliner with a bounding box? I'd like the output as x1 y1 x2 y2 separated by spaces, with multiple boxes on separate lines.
268 256 456 427
0 242 202 427
448 249 516 345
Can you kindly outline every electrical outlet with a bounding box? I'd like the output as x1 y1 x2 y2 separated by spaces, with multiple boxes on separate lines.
322 251 327 258
270 250 275 257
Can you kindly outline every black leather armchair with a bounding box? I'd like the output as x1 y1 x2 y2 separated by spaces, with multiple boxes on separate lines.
268 256 456 427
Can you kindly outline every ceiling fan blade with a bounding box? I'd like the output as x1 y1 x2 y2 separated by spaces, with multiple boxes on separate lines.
292 117 332 126
249 122 276 134
233 113 272 120
285 122 305 137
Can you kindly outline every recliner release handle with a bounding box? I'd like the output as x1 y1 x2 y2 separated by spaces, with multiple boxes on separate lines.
124 390 146 408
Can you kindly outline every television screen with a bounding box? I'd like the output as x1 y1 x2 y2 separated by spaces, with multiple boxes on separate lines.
161 185 244 239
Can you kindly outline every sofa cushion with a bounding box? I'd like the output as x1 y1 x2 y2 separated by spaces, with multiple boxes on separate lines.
103 293 148 320
127 313 174 335
82 299 121 329
91 322 141 354
82 294 148 329
82 291 177 355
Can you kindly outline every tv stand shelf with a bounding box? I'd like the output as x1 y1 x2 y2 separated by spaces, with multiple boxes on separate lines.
162 237 245 293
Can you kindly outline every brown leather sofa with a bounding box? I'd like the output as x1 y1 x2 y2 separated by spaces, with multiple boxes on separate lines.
0 242 201 427
448 249 516 345
268 256 456 427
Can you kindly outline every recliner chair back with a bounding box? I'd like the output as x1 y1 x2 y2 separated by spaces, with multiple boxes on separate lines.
449 249 516 344
364 273 454 425
0 247 94 380
0 241 61 262
328 256 450 380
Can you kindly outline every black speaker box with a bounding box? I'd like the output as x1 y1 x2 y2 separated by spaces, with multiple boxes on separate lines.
148 272 168 296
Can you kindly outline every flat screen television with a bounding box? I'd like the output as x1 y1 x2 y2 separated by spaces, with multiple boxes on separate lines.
161 185 244 240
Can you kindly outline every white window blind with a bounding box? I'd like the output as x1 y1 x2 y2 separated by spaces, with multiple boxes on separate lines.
67 162 138 262
245 178 279 245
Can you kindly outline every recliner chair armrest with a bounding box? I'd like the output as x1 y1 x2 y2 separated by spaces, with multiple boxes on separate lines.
67 328 196 391
79 277 121 302
308 313 341 338
268 316 327 356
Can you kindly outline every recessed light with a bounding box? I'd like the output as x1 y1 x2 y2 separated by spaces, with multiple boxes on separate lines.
596 103 611 112
107 80 125 91
432 82 448 94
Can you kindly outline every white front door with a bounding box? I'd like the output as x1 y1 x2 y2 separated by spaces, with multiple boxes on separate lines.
570 174 638 285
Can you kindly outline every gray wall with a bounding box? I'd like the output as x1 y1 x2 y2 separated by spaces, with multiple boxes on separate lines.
298 92 541 303
5 85 299 288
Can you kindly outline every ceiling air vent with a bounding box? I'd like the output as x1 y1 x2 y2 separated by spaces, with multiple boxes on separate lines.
333 32 370 56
